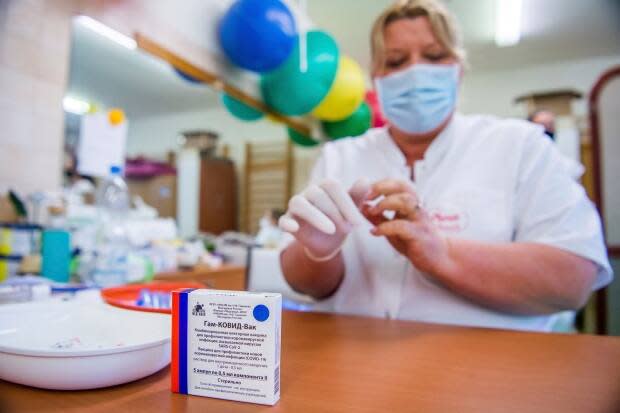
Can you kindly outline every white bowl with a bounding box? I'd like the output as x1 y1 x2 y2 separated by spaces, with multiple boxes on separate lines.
0 294 171 390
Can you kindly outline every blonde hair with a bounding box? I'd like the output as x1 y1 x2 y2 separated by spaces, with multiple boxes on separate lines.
370 0 465 74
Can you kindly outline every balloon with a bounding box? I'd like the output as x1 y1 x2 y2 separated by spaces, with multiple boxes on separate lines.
219 0 297 72
221 93 264 121
322 102 371 139
261 30 339 116
108 108 125 125
365 90 387 128
287 127 319 147
312 56 366 121
173 67 202 84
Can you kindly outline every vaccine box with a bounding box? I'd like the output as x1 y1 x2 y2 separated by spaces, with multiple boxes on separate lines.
171 289 282 405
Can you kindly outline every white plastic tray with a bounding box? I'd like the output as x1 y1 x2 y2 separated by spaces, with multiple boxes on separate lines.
0 292 171 390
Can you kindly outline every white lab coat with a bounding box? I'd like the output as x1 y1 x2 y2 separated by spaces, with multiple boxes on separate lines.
302 113 612 331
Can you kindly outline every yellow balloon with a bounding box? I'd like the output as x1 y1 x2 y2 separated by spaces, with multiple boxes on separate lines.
108 108 125 125
312 56 366 121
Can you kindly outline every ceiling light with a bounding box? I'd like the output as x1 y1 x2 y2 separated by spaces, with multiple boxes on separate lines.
63 96 91 115
75 15 137 50
495 0 522 47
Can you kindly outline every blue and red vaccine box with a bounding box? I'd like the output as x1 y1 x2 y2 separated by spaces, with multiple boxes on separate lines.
171 289 281 405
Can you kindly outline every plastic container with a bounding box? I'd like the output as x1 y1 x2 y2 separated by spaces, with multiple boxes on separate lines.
41 230 71 282
0 282 51 304
96 165 130 215
0 223 42 257
93 165 131 287
0 223 43 280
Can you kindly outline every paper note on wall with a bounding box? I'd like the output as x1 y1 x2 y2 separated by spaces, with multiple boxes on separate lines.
77 113 127 178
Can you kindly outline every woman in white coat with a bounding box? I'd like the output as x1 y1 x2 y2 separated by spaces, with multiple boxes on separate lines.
278 0 612 331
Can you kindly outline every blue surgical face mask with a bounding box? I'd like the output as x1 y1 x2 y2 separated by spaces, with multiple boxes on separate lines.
374 63 459 135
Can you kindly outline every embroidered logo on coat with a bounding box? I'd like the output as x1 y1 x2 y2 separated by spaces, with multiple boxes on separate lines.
428 204 468 232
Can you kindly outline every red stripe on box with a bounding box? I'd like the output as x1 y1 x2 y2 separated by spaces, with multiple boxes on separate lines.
171 290 180 393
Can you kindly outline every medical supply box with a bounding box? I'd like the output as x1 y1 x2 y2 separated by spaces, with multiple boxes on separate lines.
171 289 281 405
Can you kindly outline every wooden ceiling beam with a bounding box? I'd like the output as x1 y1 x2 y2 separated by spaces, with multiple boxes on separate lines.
135 33 310 136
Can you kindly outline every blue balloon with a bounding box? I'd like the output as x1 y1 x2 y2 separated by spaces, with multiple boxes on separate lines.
218 0 297 72
173 67 202 84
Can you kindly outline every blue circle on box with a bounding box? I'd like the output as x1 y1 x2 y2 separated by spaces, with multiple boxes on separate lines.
253 304 270 322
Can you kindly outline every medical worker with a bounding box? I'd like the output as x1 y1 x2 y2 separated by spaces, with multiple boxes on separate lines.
277 0 612 331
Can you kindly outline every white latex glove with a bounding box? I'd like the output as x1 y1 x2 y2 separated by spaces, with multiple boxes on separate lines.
279 179 370 261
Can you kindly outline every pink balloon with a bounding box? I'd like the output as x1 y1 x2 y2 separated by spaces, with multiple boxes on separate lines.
365 90 387 128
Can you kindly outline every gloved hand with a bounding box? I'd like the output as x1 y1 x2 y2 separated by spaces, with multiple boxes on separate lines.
279 179 369 261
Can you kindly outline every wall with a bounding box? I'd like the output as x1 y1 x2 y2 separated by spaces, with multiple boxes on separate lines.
0 0 242 195
127 106 320 190
127 107 286 164
0 0 73 194
127 105 320 233
457 55 620 169
460 55 620 118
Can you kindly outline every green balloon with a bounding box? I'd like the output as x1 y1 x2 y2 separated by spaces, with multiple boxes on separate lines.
221 93 264 121
323 102 371 139
261 31 339 116
287 127 319 147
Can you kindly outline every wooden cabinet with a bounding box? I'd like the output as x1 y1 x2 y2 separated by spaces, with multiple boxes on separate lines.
199 157 237 234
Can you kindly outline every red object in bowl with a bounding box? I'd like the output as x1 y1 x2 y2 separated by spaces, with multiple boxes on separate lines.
101 282 205 314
